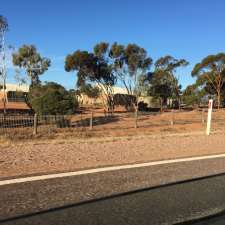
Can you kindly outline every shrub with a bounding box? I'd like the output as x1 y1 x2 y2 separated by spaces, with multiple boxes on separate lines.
28 82 78 115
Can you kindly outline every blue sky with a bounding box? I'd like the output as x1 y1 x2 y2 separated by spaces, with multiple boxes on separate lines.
2 0 225 89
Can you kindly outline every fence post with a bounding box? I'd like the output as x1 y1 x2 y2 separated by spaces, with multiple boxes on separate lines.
206 99 213 135
33 113 38 135
90 111 93 130
201 109 205 124
170 109 174 126
134 107 138 129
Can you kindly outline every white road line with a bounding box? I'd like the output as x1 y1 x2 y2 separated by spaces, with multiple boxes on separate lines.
1 153 225 186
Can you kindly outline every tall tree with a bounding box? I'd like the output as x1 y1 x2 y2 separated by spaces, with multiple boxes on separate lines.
154 55 189 109
192 53 225 109
109 42 152 96
12 45 51 87
65 43 116 112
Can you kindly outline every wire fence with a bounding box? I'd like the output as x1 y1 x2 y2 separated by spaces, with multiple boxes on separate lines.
0 109 225 138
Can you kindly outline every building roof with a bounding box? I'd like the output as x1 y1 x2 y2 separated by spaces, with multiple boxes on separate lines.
96 84 129 95
2 83 29 93
112 86 128 94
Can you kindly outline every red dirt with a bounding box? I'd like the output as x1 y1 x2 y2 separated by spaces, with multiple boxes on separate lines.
1 132 225 179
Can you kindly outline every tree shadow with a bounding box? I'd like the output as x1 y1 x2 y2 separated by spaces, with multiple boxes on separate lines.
70 115 120 128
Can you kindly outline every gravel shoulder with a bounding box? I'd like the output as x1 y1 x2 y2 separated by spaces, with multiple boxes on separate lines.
1 132 225 179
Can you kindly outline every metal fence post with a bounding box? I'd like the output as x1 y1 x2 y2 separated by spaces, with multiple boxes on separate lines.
134 107 138 129
201 109 205 124
171 110 174 126
90 111 93 130
33 113 38 135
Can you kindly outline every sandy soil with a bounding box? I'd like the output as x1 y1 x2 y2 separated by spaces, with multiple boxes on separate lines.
1 132 225 179
2 110 225 140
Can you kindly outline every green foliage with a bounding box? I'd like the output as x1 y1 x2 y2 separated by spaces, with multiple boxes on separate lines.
79 84 100 99
192 53 225 108
182 84 207 106
155 56 188 72
154 55 188 100
109 42 152 95
65 43 116 111
0 15 8 32
28 82 78 115
124 44 152 77
94 42 109 57
12 45 51 87
137 56 188 110
65 47 115 88
148 73 173 102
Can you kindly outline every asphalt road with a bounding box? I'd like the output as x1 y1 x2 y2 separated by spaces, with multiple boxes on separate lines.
1 156 225 225
191 214 225 225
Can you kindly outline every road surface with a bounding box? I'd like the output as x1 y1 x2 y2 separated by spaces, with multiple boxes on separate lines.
1 154 225 224
191 214 225 225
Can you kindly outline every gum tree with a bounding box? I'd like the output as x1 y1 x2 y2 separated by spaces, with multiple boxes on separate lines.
65 43 116 113
192 53 225 109
109 42 152 96
154 55 189 110
12 45 51 87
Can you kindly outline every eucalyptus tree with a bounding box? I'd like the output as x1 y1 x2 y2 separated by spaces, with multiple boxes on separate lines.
182 84 207 107
154 55 189 109
65 42 116 112
79 84 100 104
12 45 51 87
109 42 152 96
192 53 225 109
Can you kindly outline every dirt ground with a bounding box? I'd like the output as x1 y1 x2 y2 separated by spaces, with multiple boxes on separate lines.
2 109 225 139
1 131 225 179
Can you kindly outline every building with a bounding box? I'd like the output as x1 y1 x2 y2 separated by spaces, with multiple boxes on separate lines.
79 85 160 110
0 83 31 113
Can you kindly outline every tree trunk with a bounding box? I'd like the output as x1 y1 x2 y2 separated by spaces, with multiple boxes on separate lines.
178 97 181 111
3 78 6 115
134 105 138 129
160 98 163 113
217 90 221 109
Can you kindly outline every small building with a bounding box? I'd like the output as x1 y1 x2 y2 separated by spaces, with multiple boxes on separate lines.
78 86 129 106
79 85 161 111
0 83 31 113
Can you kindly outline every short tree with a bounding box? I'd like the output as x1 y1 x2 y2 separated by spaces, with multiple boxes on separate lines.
28 82 78 115
12 45 51 87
